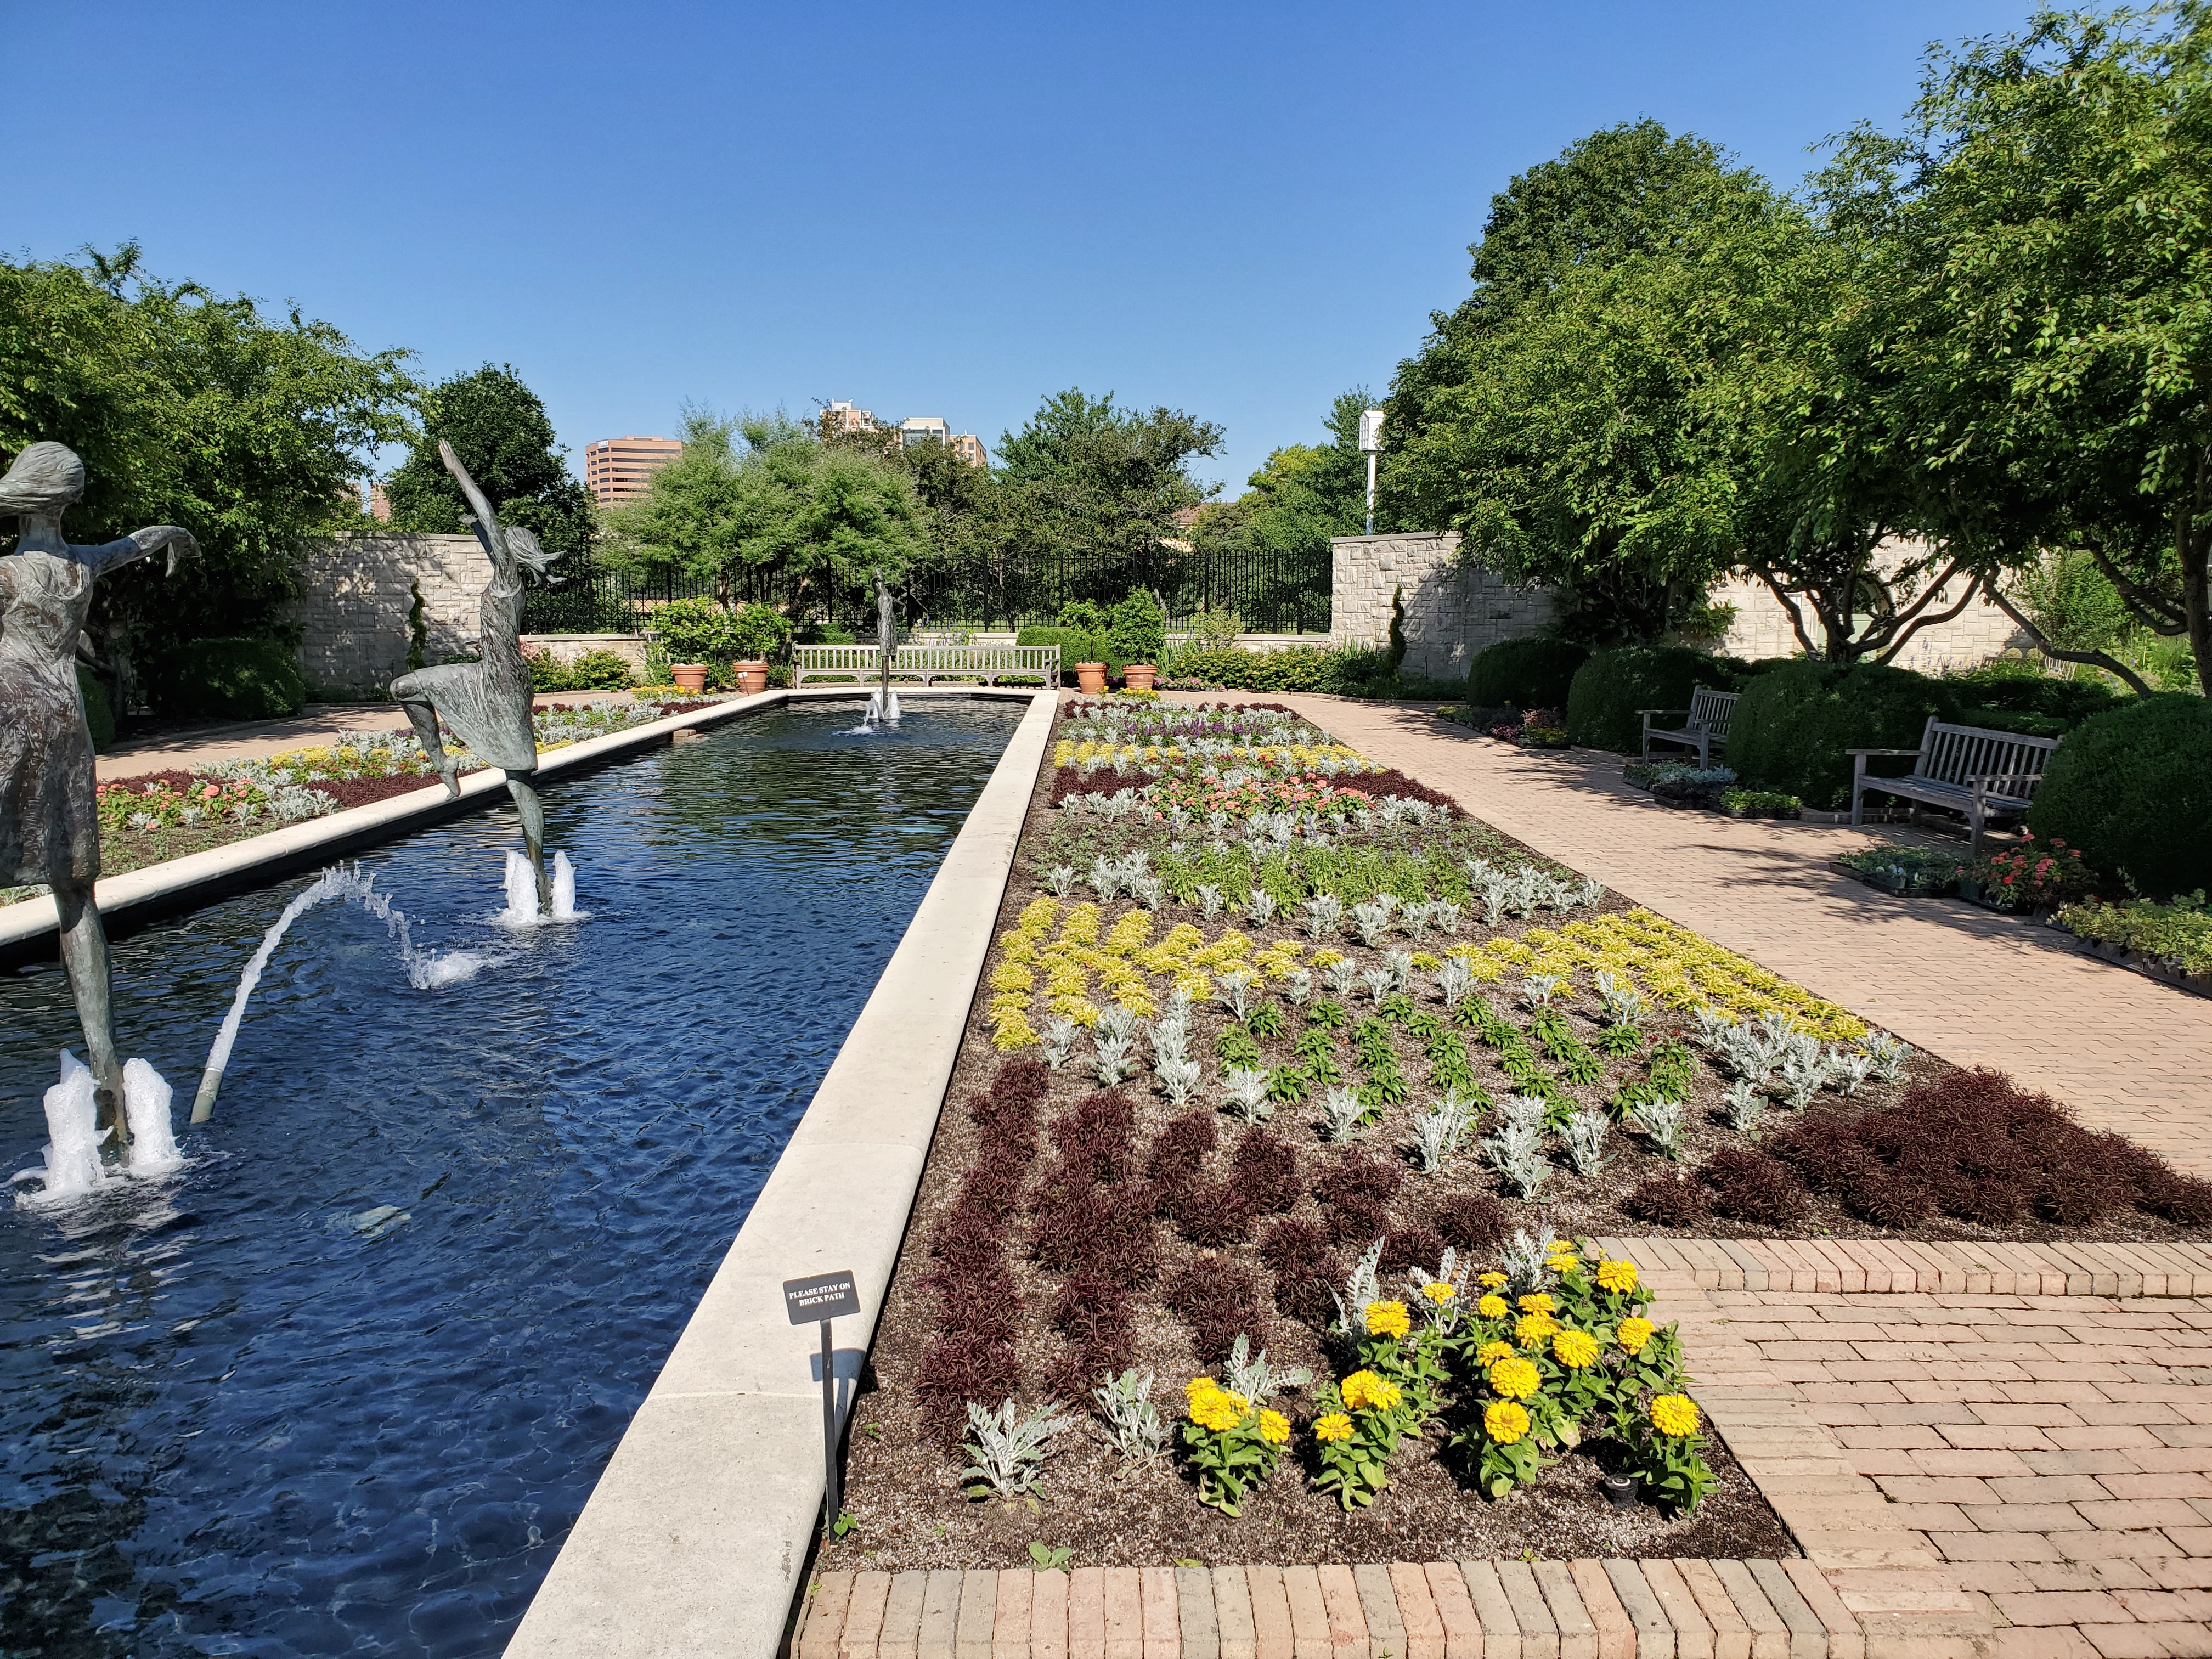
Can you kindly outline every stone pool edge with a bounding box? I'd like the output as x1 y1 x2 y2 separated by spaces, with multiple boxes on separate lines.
501 687 1059 1659
0 688 1023 966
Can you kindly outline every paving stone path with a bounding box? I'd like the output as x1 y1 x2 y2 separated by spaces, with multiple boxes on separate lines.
1245 697 2212 1180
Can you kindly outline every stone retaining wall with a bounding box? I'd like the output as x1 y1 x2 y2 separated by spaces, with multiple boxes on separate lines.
287 533 488 698
1331 534 2031 681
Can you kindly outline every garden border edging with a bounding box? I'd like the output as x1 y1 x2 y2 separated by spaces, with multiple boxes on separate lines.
501 687 1059 1659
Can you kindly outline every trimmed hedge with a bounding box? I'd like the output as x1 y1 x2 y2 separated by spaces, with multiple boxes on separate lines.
144 635 307 721
1564 645 1740 754
1466 637 1589 710
1728 659 1962 810
1951 670 2118 729
1165 645 1350 693
75 664 114 752
2029 693 2212 900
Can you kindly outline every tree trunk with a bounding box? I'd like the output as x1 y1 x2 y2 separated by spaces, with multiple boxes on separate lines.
2188 450 2212 698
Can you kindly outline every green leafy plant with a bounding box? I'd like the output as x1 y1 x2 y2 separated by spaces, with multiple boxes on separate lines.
653 595 735 665
1028 1542 1074 1572
1181 1377 1290 1516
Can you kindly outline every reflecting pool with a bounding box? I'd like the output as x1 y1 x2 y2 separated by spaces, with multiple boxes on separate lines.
0 697 1020 1657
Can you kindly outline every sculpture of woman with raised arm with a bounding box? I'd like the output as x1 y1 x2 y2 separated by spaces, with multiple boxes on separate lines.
389 440 556 907
0 442 199 1146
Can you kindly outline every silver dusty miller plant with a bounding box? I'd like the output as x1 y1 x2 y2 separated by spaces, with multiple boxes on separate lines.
1092 1369 1172 1462
961 1398 1080 1499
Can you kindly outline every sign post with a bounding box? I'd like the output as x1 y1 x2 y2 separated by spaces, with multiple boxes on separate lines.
1358 409 1385 537
783 1269 861 1533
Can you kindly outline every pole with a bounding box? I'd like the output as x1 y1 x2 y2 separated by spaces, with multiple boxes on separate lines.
1365 451 1378 538
820 1317 840 1530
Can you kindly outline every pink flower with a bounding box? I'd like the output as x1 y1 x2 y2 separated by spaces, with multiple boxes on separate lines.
203 784 221 799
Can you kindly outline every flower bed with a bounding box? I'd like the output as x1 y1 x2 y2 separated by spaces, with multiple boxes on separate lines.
840 697 2212 1573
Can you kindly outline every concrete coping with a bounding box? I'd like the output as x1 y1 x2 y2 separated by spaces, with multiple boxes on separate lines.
501 687 1058 1659
0 686 1023 964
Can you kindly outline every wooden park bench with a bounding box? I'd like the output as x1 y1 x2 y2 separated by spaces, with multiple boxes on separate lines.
1849 716 2061 851
1639 686 1740 768
791 642 1060 688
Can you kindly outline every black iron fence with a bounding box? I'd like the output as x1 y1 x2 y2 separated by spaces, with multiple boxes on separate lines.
520 546 1332 637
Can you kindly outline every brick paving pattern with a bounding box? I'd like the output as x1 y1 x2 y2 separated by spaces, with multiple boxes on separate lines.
1718 1286 2212 1658
1228 697 2212 1178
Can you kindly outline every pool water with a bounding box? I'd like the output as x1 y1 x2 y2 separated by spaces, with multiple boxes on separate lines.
0 698 1020 1658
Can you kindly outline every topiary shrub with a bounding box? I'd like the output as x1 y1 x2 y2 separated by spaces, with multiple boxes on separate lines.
727 602 793 663
1726 659 1963 810
1564 645 1739 754
144 636 306 721
74 664 114 752
2029 693 2212 899
652 596 733 665
1467 636 1589 710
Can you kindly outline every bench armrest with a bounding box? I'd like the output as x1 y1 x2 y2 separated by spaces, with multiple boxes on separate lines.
1846 748 1921 758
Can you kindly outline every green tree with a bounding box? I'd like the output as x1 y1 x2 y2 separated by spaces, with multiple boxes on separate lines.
385 364 595 556
1819 4 2212 693
607 409 932 617
0 245 414 687
1380 124 1782 640
995 388 1223 563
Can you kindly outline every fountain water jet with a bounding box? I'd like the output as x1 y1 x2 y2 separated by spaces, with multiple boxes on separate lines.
191 867 363 1122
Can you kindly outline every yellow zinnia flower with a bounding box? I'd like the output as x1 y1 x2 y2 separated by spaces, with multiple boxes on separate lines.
1477 1295 1510 1320
1515 1312 1560 1348
1552 1329 1601 1369
1259 1409 1290 1446
1616 1317 1655 1356
1313 1411 1353 1443
1483 1400 1530 1445
1517 1293 1555 1315
1421 1282 1457 1304
1475 1340 1515 1366
1479 1271 1508 1290
1651 1394 1700 1438
1365 1300 1412 1339
1339 1371 1402 1413
1487 1356 1541 1400
1595 1259 1640 1295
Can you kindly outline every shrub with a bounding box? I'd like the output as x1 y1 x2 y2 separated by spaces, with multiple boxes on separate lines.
75 664 114 752
2029 694 2212 899
557 648 639 690
1765 1066 2203 1231
1624 1173 1709 1227
1165 1255 1269 1364
1108 590 1167 666
1468 636 1590 711
1257 1218 1343 1325
1231 1128 1301 1215
1727 659 1964 809
144 635 306 720
1949 667 2118 731
1164 645 1352 694
1429 1192 1508 1254
1700 1148 1804 1226
1565 645 1741 754
728 602 793 663
1018 625 1117 679
652 596 734 665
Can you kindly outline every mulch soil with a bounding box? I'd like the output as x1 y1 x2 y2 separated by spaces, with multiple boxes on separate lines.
839 697 2210 1572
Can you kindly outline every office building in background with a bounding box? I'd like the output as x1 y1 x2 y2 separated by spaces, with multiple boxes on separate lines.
584 435 683 506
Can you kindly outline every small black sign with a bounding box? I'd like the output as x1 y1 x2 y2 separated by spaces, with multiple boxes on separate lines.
783 1270 860 1324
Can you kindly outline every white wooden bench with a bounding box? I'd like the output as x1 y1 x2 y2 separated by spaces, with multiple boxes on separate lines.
790 643 1060 687
1849 716 2061 850
1639 687 1740 768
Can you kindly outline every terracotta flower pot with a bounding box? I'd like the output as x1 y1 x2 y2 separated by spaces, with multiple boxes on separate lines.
734 660 769 695
1123 664 1157 692
671 664 710 692
1075 661 1108 693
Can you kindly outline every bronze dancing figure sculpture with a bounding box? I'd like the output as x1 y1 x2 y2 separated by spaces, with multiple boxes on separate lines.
390 441 555 907
0 442 200 1146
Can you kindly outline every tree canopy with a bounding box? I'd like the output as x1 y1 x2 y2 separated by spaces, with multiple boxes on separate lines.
0 244 414 678
384 364 596 556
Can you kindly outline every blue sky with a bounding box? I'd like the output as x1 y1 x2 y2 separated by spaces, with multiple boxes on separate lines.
14 1 2035 495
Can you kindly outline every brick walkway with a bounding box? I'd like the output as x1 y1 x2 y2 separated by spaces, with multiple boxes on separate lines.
1246 698 2212 1179
1721 1286 2212 1657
